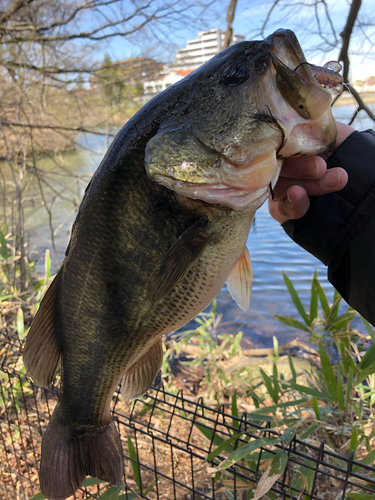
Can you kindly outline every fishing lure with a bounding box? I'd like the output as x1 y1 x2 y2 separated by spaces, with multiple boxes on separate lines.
295 61 344 96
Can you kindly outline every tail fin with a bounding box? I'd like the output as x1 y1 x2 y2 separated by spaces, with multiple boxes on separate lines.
40 405 124 500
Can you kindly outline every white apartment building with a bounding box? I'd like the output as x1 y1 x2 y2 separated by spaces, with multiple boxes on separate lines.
141 29 246 100
143 69 194 97
173 29 245 69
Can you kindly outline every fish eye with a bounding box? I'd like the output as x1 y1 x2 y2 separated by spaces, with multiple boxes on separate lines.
222 61 249 86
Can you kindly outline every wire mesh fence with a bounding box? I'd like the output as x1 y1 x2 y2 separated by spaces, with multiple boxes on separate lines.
2 328 375 500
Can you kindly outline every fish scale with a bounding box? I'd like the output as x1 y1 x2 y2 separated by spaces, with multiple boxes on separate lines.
148 208 254 330
23 29 340 500
58 198 252 431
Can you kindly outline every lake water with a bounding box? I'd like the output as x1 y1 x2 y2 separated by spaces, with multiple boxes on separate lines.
16 102 375 346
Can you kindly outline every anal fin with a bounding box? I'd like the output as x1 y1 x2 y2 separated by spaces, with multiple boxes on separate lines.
121 338 163 400
227 245 253 311
23 272 61 387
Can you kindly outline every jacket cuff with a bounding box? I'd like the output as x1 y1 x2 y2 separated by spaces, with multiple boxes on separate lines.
282 129 375 266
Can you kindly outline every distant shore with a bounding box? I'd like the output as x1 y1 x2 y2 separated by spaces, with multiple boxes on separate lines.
334 91 375 106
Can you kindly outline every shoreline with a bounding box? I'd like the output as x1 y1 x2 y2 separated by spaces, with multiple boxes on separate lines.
334 91 375 106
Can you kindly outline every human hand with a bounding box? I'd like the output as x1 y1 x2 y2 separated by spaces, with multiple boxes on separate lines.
269 122 354 224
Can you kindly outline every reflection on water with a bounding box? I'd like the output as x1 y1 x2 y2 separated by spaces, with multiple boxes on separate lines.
5 101 375 346
25 147 104 265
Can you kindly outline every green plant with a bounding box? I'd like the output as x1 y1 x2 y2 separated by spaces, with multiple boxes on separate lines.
274 272 375 458
187 273 375 498
193 390 288 499
162 300 246 401
27 272 375 499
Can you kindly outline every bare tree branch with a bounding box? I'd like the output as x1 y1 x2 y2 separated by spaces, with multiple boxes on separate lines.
0 0 221 278
345 83 375 124
223 0 237 50
313 0 338 48
0 0 35 25
1 120 116 136
322 0 338 45
261 0 281 37
4 61 94 74
0 0 185 45
338 0 362 82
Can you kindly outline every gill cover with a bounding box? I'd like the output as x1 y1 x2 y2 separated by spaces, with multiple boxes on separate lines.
145 128 220 184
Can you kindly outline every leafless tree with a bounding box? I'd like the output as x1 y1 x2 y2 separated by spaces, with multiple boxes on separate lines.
1 0 374 294
0 0 215 290
223 0 237 49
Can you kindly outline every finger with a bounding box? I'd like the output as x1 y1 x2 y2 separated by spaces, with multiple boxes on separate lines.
319 122 355 159
273 167 348 200
280 156 326 180
335 122 355 145
320 167 348 190
269 185 310 224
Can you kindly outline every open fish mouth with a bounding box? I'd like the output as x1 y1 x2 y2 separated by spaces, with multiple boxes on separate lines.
145 29 338 212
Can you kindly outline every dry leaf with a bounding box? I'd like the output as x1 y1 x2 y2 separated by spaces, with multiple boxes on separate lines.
253 451 288 500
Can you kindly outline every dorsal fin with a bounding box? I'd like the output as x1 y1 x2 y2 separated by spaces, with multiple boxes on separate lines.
148 216 210 303
227 245 253 311
23 272 62 387
121 338 163 400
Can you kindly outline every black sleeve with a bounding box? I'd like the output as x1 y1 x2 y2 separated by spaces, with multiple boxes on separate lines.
282 129 375 325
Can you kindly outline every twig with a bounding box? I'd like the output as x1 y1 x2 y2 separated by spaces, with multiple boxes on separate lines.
261 0 280 37
242 339 318 357
223 0 237 50
338 0 362 82
1 120 116 137
344 84 375 125
177 338 318 358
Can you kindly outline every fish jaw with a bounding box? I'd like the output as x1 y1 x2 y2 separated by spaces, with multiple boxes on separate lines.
256 64 337 159
152 158 282 211
265 30 337 155
267 29 333 121
145 29 337 212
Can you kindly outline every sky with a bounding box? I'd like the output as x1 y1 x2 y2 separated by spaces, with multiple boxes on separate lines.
233 0 375 80
232 0 375 80
105 0 375 81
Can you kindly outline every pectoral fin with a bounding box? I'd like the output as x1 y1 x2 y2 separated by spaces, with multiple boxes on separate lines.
23 272 62 387
227 245 253 311
148 216 210 303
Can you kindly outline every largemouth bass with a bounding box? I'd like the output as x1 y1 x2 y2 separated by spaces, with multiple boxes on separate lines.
24 29 338 500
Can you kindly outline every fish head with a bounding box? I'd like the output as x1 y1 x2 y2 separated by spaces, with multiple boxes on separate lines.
145 29 337 211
